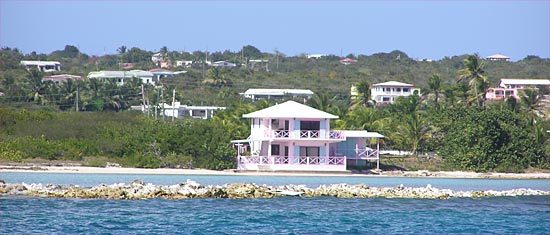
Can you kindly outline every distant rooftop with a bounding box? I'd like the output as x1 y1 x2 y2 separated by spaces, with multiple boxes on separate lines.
372 81 415 87
487 54 510 59
500 78 550 86
242 88 314 96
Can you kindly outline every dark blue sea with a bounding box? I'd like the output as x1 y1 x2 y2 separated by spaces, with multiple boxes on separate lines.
1 173 550 234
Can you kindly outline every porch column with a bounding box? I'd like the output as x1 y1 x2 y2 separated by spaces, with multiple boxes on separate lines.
376 138 380 170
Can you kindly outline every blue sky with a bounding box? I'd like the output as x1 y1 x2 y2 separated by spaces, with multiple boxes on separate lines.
1 1 549 61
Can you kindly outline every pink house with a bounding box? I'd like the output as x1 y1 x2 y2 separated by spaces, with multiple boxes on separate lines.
231 101 383 172
485 78 550 100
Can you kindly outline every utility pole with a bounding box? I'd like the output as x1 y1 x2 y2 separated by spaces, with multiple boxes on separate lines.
171 89 176 122
141 84 146 116
161 84 165 121
75 85 79 112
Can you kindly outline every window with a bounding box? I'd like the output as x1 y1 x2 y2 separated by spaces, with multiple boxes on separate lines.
300 147 319 156
396 88 401 92
300 121 320 130
271 144 280 155
271 119 279 130
403 88 410 92
382 97 390 102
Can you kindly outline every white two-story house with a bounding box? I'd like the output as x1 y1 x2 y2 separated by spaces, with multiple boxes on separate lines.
231 101 383 172
370 81 420 104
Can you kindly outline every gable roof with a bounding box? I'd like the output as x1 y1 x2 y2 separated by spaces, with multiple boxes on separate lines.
372 81 414 87
243 101 338 119
487 54 510 59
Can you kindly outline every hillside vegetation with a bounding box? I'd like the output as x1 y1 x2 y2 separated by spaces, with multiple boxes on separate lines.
1 45 549 172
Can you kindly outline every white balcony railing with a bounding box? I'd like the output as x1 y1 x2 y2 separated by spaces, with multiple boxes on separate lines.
300 130 319 138
239 156 345 165
265 130 345 139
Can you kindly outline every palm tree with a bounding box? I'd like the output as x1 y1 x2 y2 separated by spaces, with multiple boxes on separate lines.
25 69 50 105
428 74 441 109
458 55 487 106
520 88 541 117
392 112 430 154
59 79 78 110
202 67 232 87
356 81 371 105
308 92 336 112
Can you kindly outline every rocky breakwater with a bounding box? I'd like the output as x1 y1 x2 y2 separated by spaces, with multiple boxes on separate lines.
1 180 549 200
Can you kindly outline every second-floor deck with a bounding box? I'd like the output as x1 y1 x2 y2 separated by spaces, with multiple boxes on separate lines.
265 130 345 140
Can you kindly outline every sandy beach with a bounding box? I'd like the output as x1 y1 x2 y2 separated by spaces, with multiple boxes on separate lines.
1 164 550 179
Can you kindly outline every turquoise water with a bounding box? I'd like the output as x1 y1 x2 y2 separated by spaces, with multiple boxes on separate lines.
1 173 550 234
2 196 549 234
3 172 550 191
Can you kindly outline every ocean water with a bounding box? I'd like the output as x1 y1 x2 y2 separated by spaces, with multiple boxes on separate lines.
1 173 550 234
3 172 550 191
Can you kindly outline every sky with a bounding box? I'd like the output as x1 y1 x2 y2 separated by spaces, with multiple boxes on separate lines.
1 1 549 61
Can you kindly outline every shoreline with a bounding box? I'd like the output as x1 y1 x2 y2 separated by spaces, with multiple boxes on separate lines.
1 165 550 179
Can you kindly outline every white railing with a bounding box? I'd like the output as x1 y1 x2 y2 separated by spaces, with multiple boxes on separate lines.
328 156 346 165
300 130 319 138
357 148 379 159
273 155 290 164
298 156 320 165
239 155 346 165
273 130 290 138
329 130 345 139
239 155 270 164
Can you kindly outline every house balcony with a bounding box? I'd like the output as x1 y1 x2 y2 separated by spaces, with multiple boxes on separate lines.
265 130 345 140
238 155 346 166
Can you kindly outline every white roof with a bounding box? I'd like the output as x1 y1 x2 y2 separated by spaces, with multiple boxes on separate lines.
243 89 314 96
372 81 414 87
343 130 384 138
243 101 338 119
487 54 510 59
88 70 153 79
20 60 60 66
500 79 550 86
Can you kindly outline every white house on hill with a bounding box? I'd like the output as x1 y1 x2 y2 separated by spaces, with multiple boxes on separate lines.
21 61 61 72
370 81 420 104
88 70 155 86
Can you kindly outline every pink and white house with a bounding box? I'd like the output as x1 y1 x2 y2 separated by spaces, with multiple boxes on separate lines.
485 78 550 100
231 101 383 172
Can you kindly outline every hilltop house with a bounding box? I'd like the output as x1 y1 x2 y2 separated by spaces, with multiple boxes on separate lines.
42 74 85 84
87 70 155 86
340 58 358 65
132 102 226 119
241 89 314 102
211 61 237 68
20 61 61 72
486 78 550 100
231 101 383 172
370 81 420 104
486 54 510 62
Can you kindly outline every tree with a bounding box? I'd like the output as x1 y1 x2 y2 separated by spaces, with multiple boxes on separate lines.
202 67 232 87
241 45 262 59
308 92 337 113
351 80 373 109
519 88 542 118
117 45 127 63
25 69 50 105
427 74 441 109
458 55 487 106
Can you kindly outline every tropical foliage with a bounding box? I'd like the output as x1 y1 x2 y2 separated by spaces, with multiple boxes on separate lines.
1 45 549 172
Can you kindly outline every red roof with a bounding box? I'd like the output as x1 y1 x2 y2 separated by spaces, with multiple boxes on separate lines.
340 58 358 63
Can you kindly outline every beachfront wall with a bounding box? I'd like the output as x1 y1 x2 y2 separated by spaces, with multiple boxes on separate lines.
232 101 383 172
